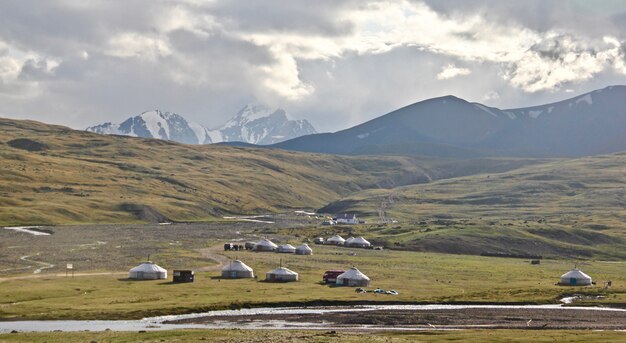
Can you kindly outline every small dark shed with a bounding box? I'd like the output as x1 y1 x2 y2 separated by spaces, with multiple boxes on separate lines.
173 270 194 283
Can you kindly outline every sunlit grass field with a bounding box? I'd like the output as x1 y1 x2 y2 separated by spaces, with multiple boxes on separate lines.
1 244 624 320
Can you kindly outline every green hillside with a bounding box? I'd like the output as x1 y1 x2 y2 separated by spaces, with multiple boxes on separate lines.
0 118 428 225
320 153 626 259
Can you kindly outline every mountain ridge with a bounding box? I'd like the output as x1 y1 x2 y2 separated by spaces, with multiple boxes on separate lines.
86 104 316 145
273 85 626 158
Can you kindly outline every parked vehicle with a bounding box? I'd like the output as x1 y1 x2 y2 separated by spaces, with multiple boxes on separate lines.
322 270 345 283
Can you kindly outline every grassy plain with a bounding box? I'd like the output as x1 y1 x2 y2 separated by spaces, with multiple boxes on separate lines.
1 330 625 343
1 243 624 320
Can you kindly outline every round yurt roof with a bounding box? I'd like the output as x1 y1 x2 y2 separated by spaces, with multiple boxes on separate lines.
279 244 296 250
328 235 345 243
296 243 312 251
267 267 298 276
222 260 253 272
337 267 370 281
130 262 166 273
350 237 370 245
257 239 278 249
345 237 355 243
561 268 592 280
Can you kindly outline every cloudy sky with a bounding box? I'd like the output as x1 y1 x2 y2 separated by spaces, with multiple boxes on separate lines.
1 0 625 132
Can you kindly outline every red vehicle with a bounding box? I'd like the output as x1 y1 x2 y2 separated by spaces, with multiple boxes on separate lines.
323 270 345 283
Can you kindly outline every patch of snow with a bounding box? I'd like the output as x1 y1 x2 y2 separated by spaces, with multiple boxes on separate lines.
473 104 499 118
528 110 543 119
188 122 206 144
575 94 593 105
206 129 223 143
503 111 517 119
3 226 50 236
141 111 170 139
547 106 554 113
357 132 370 139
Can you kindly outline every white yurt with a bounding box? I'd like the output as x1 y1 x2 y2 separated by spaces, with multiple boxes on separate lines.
336 267 370 287
265 267 299 282
128 262 167 280
344 237 355 246
277 244 296 253
221 260 254 279
255 239 278 252
346 236 371 248
559 268 592 286
326 235 346 245
295 243 313 255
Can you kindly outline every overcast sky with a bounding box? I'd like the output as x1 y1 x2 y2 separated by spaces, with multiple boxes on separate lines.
1 0 625 132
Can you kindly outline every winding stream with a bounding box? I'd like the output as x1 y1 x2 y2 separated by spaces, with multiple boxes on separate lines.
1 304 625 333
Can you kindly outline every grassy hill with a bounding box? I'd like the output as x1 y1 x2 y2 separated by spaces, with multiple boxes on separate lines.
0 118 432 225
0 118 547 226
319 153 626 259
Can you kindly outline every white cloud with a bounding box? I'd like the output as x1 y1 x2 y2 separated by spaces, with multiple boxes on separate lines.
107 33 172 60
437 64 471 80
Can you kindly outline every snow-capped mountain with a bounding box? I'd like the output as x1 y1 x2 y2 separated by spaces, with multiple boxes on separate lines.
87 110 200 144
86 105 317 145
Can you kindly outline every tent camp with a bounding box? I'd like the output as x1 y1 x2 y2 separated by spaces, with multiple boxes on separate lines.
346 236 371 248
336 267 370 287
559 268 592 286
295 243 313 255
277 244 296 253
326 235 346 245
221 260 254 279
265 267 299 282
128 262 167 280
255 239 278 252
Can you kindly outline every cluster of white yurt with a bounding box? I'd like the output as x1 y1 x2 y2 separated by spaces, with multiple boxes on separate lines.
336 267 370 287
296 243 313 255
221 260 255 279
326 235 346 245
345 236 371 248
128 261 167 280
255 239 278 252
277 244 296 253
265 267 299 282
559 268 592 286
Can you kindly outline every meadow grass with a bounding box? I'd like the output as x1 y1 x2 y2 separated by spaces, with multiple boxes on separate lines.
0 245 624 320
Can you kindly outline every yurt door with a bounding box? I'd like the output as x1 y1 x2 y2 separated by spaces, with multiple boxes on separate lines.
230 271 237 278
570 278 577 285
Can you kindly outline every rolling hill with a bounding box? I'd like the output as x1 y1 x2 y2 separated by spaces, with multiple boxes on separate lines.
0 117 544 226
273 85 626 158
319 152 626 259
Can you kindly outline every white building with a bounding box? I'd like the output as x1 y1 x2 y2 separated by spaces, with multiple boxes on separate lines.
128 262 167 280
336 267 370 287
221 260 254 279
295 243 313 255
345 236 371 248
559 268 592 286
265 267 299 282
336 213 358 224
277 244 296 253
326 234 346 245
255 239 278 252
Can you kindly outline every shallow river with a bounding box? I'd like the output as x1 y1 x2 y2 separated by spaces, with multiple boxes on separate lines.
1 304 625 333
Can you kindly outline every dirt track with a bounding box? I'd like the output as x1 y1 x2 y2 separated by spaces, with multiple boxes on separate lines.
169 307 626 330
